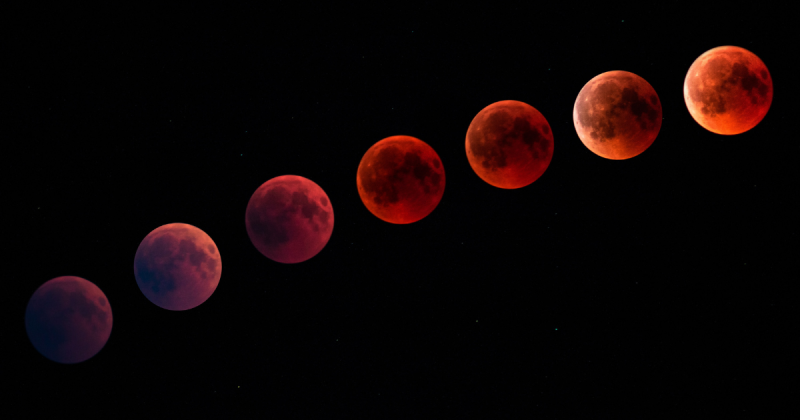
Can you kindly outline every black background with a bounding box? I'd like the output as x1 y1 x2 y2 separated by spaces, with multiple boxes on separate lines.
6 3 797 417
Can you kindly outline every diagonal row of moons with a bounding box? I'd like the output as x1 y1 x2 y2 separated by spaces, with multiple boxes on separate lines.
24 45 773 364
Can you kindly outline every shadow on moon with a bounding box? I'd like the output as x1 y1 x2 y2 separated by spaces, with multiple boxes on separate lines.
684 45 772 135
134 223 221 311
466 100 554 189
357 135 445 224
246 175 334 264
573 70 662 160
25 276 112 364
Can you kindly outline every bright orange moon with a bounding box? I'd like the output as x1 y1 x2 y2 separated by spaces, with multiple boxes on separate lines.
357 135 445 224
684 46 773 135
465 100 554 189
573 71 662 160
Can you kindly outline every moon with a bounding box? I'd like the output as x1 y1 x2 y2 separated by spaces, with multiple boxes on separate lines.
357 135 445 224
466 100 554 189
134 223 221 310
25 276 112 364
573 70 662 160
245 175 334 264
684 46 773 135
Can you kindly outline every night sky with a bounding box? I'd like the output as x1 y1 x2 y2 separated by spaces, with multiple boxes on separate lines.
8 3 797 417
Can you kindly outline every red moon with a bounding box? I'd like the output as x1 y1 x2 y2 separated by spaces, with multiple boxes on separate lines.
134 223 221 311
573 71 662 160
357 135 445 224
684 46 773 135
25 276 112 364
466 100 554 189
245 175 333 263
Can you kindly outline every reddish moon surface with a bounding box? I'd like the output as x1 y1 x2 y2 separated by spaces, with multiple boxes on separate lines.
357 135 445 224
245 175 333 263
25 276 112 364
466 100 554 189
573 71 662 160
684 46 773 135
134 223 221 311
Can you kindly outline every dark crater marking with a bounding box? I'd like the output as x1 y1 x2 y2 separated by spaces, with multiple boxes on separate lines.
249 185 331 248
469 109 550 171
361 145 442 206
577 81 659 142
136 232 217 293
690 57 770 116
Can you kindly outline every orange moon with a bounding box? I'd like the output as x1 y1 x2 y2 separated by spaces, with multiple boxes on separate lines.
684 46 773 135
357 135 445 224
573 71 662 160
465 100 554 189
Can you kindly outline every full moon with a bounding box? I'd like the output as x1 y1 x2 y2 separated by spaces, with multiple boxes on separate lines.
573 70 662 160
134 223 221 310
245 175 334 264
466 100 554 189
25 276 112 364
357 135 445 224
684 46 773 135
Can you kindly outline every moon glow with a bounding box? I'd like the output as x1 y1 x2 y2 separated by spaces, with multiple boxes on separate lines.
134 223 222 310
357 135 445 224
684 46 772 135
25 276 113 364
466 100 554 189
573 70 662 160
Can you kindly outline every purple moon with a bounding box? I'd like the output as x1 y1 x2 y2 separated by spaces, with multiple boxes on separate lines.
25 276 113 364
134 223 222 311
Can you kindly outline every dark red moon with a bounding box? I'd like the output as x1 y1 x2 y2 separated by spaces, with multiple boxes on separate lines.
134 223 221 311
357 135 445 224
684 46 773 135
245 175 334 263
25 276 112 364
466 100 554 189
573 70 662 160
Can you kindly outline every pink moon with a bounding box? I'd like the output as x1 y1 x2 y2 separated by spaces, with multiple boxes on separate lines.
134 223 222 311
25 276 113 364
245 175 334 263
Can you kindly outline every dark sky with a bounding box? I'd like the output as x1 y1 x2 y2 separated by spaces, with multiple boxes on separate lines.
7 3 797 417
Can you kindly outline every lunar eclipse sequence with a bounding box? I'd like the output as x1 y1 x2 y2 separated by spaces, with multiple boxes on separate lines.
24 45 772 364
